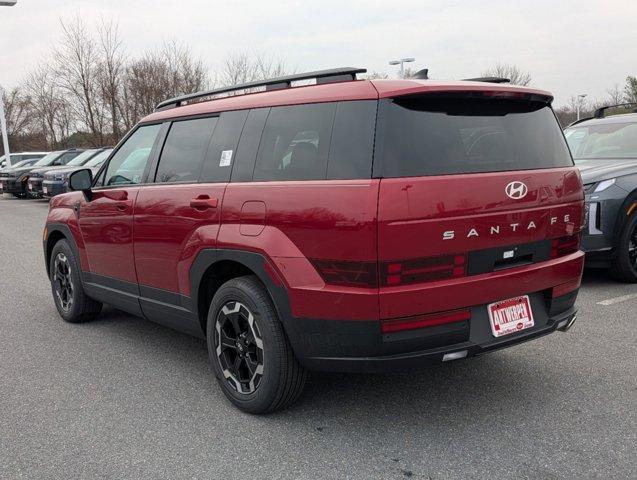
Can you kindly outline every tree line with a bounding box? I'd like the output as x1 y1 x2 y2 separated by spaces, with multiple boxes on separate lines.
0 17 287 154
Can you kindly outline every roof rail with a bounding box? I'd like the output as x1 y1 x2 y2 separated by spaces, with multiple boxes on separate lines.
593 102 637 118
462 76 511 84
155 67 367 111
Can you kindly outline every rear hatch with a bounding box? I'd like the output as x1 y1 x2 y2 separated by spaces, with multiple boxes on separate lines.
375 92 584 319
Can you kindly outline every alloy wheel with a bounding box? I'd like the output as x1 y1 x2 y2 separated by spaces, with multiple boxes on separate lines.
53 252 74 311
214 301 264 394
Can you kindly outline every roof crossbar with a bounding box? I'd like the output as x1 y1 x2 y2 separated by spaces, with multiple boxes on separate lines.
462 76 511 84
593 102 637 118
155 67 367 111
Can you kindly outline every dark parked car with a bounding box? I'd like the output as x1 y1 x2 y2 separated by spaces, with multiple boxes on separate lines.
44 68 583 413
0 149 82 197
0 152 48 169
28 148 105 198
28 149 100 198
564 104 637 282
42 148 113 198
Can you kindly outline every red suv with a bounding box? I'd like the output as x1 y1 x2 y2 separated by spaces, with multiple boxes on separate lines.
44 68 584 413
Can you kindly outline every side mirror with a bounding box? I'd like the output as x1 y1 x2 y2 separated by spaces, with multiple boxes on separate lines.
69 168 93 192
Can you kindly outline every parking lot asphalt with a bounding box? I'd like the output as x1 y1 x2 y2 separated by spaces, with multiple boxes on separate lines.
0 196 635 480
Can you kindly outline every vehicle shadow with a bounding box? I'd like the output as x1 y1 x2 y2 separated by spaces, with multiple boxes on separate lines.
87 305 569 433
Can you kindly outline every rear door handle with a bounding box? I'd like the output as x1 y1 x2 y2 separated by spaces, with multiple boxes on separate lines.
190 196 218 210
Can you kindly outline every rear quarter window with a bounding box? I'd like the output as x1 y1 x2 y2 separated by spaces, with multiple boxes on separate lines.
376 96 573 177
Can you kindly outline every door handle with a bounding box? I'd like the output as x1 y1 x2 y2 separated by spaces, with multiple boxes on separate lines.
114 201 132 211
190 196 218 210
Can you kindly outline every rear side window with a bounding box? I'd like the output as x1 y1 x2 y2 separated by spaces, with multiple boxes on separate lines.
376 96 573 177
200 110 248 183
253 103 336 181
155 117 217 183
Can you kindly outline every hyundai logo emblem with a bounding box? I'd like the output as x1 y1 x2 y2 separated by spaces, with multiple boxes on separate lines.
505 181 528 200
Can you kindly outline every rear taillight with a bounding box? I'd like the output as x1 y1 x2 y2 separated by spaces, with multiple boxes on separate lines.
381 309 471 334
551 234 581 258
381 254 467 286
311 259 378 288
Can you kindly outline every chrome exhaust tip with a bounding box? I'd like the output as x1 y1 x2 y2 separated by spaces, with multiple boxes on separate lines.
557 314 577 332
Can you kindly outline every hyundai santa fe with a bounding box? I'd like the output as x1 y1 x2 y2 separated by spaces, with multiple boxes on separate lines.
43 68 584 413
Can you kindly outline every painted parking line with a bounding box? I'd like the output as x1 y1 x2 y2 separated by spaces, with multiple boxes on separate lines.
597 293 637 306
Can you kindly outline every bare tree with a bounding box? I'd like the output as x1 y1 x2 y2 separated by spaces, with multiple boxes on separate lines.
218 53 288 88
23 65 71 148
120 42 208 128
481 63 532 86
364 71 389 80
605 84 626 106
55 16 106 146
1 86 31 138
97 20 126 142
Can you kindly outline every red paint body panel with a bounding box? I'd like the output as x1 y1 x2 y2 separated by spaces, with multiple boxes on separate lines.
76 187 140 283
133 183 226 295
219 180 380 320
377 167 583 319
48 192 90 271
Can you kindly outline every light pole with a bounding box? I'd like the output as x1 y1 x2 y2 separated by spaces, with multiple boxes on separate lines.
576 94 587 120
389 57 415 79
0 1 17 167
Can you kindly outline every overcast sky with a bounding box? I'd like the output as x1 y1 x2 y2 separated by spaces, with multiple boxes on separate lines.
1 0 635 107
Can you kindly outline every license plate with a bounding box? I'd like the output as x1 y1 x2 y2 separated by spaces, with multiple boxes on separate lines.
43 186 48 194
487 295 534 337
0 182 3 189
28 184 33 190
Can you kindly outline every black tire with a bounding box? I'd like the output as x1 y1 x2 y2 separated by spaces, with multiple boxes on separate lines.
49 239 103 322
206 275 307 414
611 211 637 283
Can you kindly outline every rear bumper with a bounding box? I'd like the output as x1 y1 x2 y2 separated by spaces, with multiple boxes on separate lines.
292 296 577 373
284 253 583 373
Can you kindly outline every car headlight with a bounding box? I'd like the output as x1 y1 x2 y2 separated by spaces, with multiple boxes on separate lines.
594 178 616 192
53 173 68 181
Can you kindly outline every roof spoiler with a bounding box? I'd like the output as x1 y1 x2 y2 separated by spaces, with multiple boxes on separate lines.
462 77 511 84
593 102 637 118
155 67 367 111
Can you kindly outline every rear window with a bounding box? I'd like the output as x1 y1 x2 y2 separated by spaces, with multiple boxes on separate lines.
376 96 573 177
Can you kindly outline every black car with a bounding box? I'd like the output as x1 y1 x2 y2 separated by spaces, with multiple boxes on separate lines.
0 149 83 198
564 104 637 282
28 148 106 198
42 148 112 198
